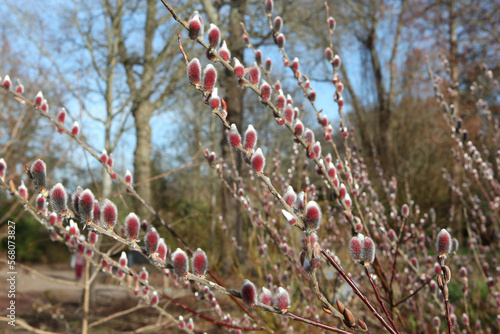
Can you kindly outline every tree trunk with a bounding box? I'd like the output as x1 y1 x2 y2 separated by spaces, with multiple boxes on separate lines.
448 0 463 232
132 102 154 221
219 0 247 268
366 33 395 172
379 104 394 172
448 0 459 116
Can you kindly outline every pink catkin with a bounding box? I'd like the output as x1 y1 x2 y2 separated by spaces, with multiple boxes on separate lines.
89 231 98 246
100 150 108 164
50 183 68 214
243 125 257 150
251 148 265 173
327 162 336 179
79 189 95 223
275 92 286 110
171 248 189 277
401 204 409 217
294 120 304 136
241 279 257 306
304 129 315 145
349 236 362 262
58 108 66 124
276 33 285 49
144 227 159 254
333 55 341 69
34 91 43 106
140 267 149 281
361 237 376 266
273 16 283 33
260 81 271 101
265 58 272 72
119 251 127 267
339 183 347 199
100 199 117 229
248 63 260 85
156 238 168 261
16 83 24 94
227 124 241 148
255 49 263 64
312 142 321 159
388 229 396 241
191 248 208 276
48 213 57 225
187 58 201 86
275 287 290 312
209 88 220 109
124 213 140 240
207 24 221 48
188 12 203 40
92 201 100 225
202 64 217 93
107 154 114 168
233 58 244 78
274 80 282 92
36 194 46 212
284 105 293 123
283 186 296 207
291 57 299 72
259 287 273 306
265 0 273 15
0 159 5 181
328 17 336 31
72 186 83 216
3 75 11 89
72 122 79 136
125 170 133 185
218 41 231 62
293 192 305 214
343 193 352 209
437 229 452 258
151 292 159 306
41 100 49 112
304 201 321 230
68 220 79 236
30 159 47 193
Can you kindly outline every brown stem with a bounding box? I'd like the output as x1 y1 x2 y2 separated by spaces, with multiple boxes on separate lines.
0 316 58 334
439 266 453 334
0 86 258 324
88 304 146 328
177 33 189 65
364 266 399 333
0 178 260 333
82 260 90 334
393 275 436 307
321 250 398 334
390 217 406 286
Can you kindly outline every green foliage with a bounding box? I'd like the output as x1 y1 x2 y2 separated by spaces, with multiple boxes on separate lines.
447 280 463 304
0 214 67 263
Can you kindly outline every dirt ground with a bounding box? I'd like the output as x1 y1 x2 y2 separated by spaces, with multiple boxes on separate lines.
0 262 192 333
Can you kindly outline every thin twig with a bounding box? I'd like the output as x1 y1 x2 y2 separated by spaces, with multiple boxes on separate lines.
82 259 91 334
364 266 399 333
0 316 58 334
0 258 85 288
89 304 146 328
393 275 435 307
321 249 398 334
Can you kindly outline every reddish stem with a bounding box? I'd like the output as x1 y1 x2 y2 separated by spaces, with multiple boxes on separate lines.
321 250 398 334
394 275 435 307
364 266 400 334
